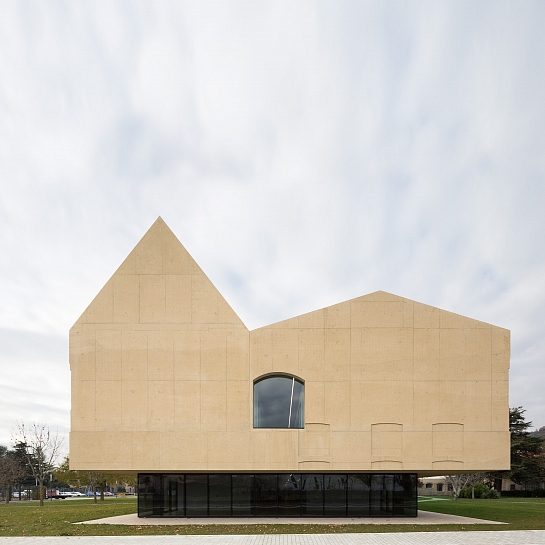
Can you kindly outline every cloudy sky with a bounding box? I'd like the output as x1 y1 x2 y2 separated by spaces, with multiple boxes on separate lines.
1 1 544 450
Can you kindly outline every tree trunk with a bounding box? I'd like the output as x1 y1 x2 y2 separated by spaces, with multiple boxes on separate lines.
452 483 461 501
93 486 97 504
100 483 105 501
39 478 44 507
5 486 9 504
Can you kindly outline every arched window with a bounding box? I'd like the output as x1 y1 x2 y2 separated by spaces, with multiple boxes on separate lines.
253 375 304 428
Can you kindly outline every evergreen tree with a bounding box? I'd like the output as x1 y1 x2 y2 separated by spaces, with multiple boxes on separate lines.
0 446 26 503
509 407 545 484
489 407 545 489
11 442 34 486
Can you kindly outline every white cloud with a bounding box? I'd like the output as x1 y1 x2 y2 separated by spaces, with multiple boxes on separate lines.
0 0 545 445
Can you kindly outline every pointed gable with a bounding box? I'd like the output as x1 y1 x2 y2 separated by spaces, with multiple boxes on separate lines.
75 217 244 327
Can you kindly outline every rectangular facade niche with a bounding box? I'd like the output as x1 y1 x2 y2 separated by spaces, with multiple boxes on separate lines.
298 423 330 466
432 423 464 462
371 423 402 468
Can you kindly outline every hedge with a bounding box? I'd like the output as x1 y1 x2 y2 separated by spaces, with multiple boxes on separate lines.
500 489 545 497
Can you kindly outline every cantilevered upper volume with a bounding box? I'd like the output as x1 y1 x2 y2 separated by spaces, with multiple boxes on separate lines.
70 217 510 478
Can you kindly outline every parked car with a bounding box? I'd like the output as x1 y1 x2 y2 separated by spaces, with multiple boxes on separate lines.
85 490 114 497
12 491 32 499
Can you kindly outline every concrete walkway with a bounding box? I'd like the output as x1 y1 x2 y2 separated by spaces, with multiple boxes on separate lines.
2 532 545 544
78 511 503 526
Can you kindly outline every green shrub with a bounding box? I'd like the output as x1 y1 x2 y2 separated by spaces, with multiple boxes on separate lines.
459 487 471 498
459 483 498 499
484 488 500 499
473 483 489 499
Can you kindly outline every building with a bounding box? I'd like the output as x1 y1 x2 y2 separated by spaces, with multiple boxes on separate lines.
502 478 545 492
419 477 453 496
69 218 510 518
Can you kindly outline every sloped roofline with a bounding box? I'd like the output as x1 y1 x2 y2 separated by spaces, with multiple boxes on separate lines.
74 217 505 332
252 289 502 331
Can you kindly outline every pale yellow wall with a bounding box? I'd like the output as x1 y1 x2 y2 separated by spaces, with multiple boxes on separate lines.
70 218 510 475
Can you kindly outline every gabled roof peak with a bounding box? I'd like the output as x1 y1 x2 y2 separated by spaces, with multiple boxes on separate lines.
73 217 245 328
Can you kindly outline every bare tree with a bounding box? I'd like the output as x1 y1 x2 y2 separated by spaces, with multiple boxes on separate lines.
85 471 101 504
12 422 63 506
0 453 27 504
444 474 472 500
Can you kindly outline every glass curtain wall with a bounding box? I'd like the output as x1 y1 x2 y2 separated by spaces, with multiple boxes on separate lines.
138 473 417 518
301 474 324 516
232 474 253 516
209 474 231 516
185 475 207 517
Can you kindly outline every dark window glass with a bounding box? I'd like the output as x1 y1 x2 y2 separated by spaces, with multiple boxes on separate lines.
254 474 277 516
301 474 323 516
425 483 432 488
232 474 253 516
370 474 382 516
393 474 417 516
436 483 443 492
254 376 304 428
138 474 162 517
278 473 301 516
163 475 184 516
185 474 208 517
324 474 346 516
209 474 231 516
347 474 370 517
370 475 393 516
137 473 417 518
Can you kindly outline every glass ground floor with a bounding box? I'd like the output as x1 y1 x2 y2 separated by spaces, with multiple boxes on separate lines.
138 473 417 518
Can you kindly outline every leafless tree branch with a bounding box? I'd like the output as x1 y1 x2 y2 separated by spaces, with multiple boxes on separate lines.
11 421 63 506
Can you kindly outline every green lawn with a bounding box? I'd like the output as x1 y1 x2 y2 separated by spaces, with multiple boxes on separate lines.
1 496 545 536
418 495 545 530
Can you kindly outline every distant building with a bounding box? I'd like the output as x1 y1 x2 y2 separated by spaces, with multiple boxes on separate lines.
502 478 545 492
419 477 453 496
70 218 510 518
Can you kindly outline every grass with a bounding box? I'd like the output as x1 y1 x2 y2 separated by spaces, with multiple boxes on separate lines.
1 496 545 536
418 495 545 530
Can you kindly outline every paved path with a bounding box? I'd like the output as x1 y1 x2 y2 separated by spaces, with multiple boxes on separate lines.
78 511 503 526
2 532 545 544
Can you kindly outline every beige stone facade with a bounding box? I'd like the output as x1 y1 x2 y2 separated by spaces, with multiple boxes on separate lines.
70 218 510 476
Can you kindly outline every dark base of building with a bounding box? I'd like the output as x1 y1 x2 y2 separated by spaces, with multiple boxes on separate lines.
138 473 417 518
